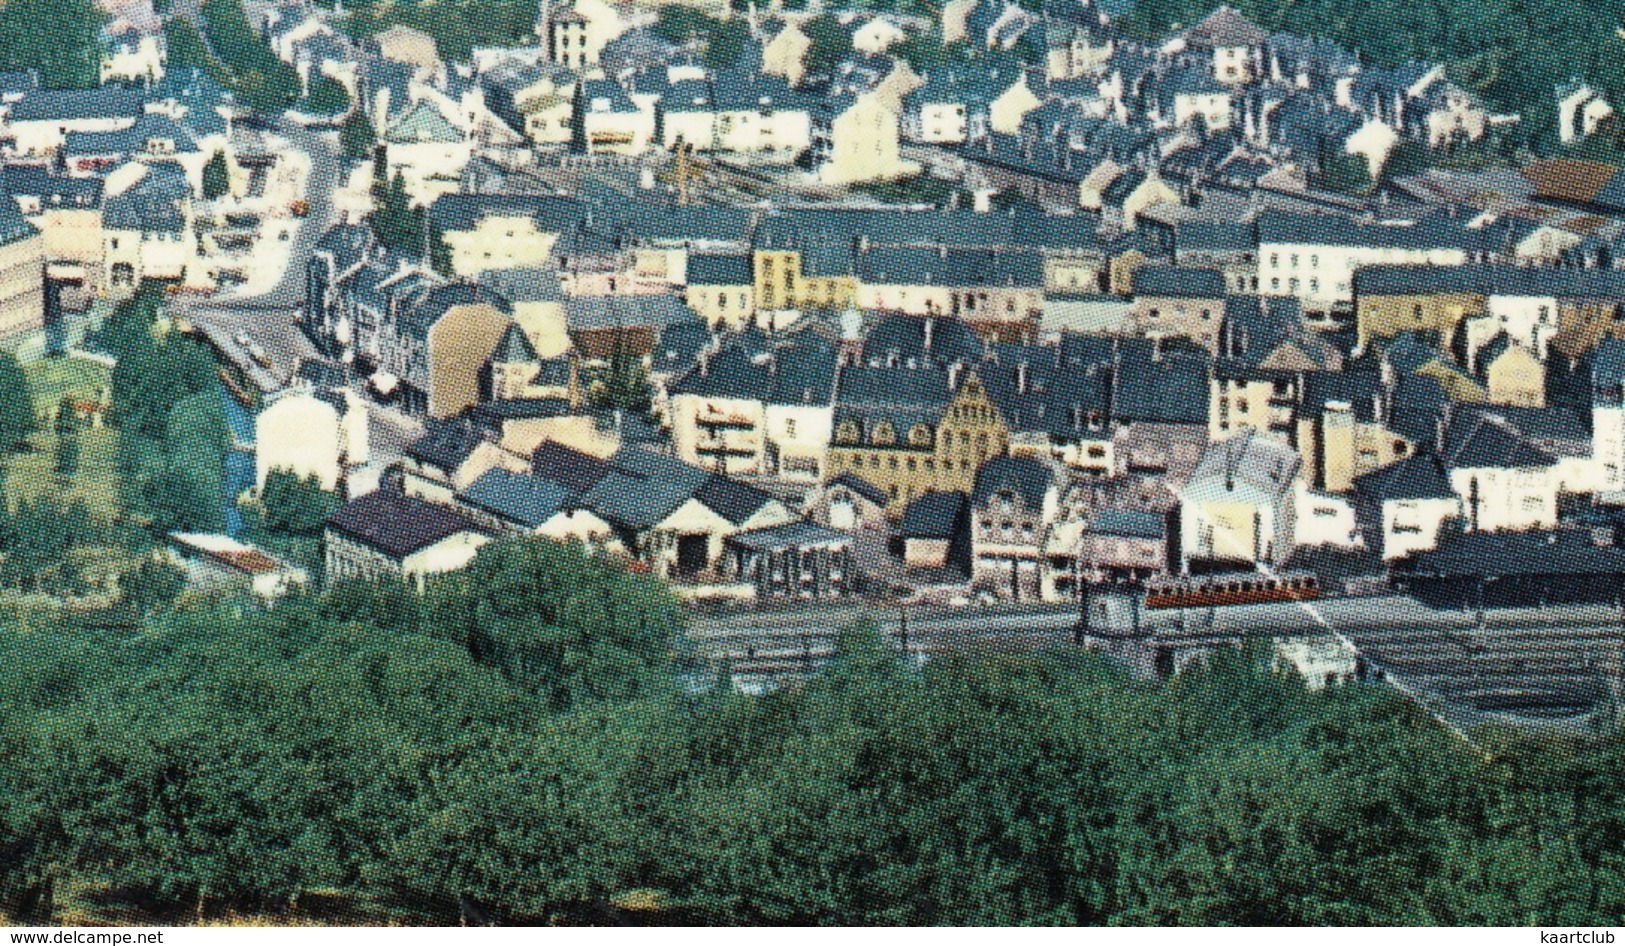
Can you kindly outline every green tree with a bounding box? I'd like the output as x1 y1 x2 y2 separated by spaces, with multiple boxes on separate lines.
426 537 680 710
0 0 103 89
201 150 231 202
802 15 852 77
0 352 38 452
54 434 78 482
200 0 301 110
1381 139 1433 181
1315 150 1374 195
122 556 187 613
428 220 455 277
340 110 377 162
259 470 339 536
373 170 423 255
305 75 350 116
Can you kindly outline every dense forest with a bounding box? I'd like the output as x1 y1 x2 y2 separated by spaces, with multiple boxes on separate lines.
0 0 104 89
1 534 1624 925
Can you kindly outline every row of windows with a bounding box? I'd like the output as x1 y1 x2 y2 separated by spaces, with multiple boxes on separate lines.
832 452 981 475
1269 253 1320 269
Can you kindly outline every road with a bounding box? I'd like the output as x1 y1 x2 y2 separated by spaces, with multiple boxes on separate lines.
217 118 343 309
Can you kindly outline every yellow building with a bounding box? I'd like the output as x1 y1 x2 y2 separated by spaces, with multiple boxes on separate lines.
1478 337 1545 408
752 247 857 313
1353 267 1486 348
827 366 1010 513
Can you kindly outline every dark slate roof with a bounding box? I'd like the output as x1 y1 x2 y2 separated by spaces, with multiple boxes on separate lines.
578 446 710 530
1406 531 1625 579
856 246 1045 288
480 267 566 304
325 489 488 559
1090 508 1166 539
492 322 538 363
1353 264 1625 298
103 192 184 233
580 77 639 114
1184 5 1268 47
2 165 102 207
1596 337 1625 388
0 199 39 247
727 520 851 551
694 473 775 525
1352 452 1456 501
1444 414 1557 470
972 455 1054 508
0 70 38 96
1453 404 1588 450
1388 372 1451 444
711 69 813 111
460 468 571 528
861 314 985 368
566 294 700 331
1256 210 1470 249
406 418 489 472
395 283 512 340
1175 221 1255 256
900 490 966 539
828 470 887 507
532 440 616 493
427 193 588 233
1111 349 1209 425
687 253 752 286
1131 265 1226 298
12 87 142 122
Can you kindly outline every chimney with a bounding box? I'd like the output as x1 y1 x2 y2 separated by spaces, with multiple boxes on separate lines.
1017 361 1029 394
923 317 935 350
949 361 963 390
1152 335 1163 362
699 351 711 376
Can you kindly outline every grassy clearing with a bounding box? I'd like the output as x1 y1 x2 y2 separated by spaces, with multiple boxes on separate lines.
23 355 110 416
10 358 120 518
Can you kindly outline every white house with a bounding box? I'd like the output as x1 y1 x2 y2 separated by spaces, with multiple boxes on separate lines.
1257 210 1470 319
1351 452 1461 560
324 489 494 590
1179 428 1301 568
1444 412 1558 533
256 384 369 492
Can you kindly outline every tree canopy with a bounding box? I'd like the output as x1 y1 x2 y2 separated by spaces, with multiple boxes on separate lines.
0 0 103 89
0 545 1623 925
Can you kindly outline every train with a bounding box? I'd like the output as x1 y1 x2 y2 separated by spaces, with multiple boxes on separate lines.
1143 572 1322 610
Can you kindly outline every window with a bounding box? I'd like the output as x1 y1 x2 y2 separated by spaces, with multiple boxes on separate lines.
785 419 796 438
1310 255 1319 268
1270 254 1279 268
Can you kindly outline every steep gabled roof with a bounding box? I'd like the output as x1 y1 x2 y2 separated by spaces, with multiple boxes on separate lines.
1352 452 1456 501
1183 6 1267 47
325 489 488 559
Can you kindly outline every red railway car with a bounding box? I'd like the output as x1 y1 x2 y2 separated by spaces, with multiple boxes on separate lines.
1144 572 1321 610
